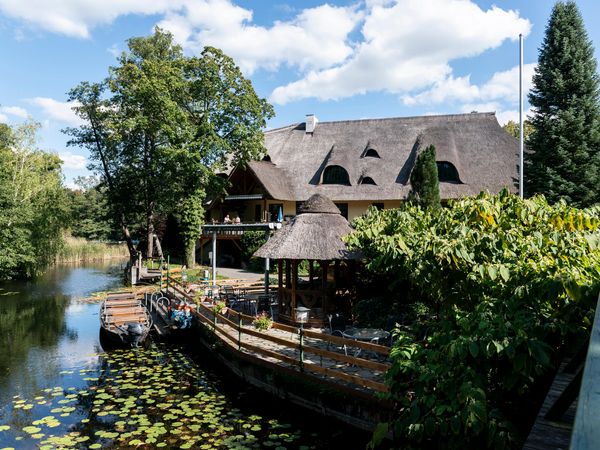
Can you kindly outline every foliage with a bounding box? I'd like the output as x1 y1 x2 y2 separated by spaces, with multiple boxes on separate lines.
526 1 600 207
65 28 274 264
211 301 227 316
56 236 129 263
67 176 118 241
347 191 600 448
252 312 273 331
240 230 269 272
177 189 205 268
409 145 440 209
0 121 69 279
502 120 534 141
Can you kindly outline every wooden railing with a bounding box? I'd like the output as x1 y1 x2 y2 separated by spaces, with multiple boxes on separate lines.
166 276 391 393
570 292 600 449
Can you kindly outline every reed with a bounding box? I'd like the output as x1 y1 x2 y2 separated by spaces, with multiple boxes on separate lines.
56 237 129 263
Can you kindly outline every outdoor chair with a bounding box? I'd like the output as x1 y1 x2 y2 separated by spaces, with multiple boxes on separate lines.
257 295 273 316
327 313 349 356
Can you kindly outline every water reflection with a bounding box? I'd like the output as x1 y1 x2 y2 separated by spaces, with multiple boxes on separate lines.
0 262 125 405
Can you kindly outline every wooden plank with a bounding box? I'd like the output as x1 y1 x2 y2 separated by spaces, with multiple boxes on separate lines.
570 293 600 450
306 363 389 393
304 329 390 355
301 344 391 372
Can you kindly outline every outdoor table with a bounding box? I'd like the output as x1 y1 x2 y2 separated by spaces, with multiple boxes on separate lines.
341 328 390 358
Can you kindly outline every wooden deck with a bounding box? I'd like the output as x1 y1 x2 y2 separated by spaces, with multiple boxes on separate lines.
165 278 391 395
523 361 577 450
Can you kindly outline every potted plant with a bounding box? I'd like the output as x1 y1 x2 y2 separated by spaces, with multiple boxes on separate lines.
211 301 227 316
252 312 273 331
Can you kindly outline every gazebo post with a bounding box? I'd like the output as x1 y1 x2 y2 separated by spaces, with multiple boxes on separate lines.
291 260 298 315
278 259 283 313
285 259 291 289
309 260 314 289
321 261 329 314
334 260 340 289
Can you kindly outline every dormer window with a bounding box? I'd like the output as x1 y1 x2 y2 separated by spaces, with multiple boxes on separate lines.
364 148 380 158
322 165 350 185
437 161 461 183
359 176 377 185
262 155 272 162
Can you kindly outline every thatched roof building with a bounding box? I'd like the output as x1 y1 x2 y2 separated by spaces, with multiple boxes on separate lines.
248 112 517 202
254 194 359 261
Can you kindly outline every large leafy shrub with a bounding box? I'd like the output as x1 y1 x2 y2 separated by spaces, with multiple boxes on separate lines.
347 190 600 448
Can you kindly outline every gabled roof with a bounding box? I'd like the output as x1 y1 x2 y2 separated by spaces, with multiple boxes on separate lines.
257 112 517 202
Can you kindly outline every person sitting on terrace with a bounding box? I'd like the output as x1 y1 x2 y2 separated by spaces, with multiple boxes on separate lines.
223 214 231 223
233 216 241 224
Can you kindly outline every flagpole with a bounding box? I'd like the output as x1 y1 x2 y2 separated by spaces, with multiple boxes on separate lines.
519 33 524 199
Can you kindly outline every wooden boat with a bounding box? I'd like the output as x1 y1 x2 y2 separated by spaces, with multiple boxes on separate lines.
100 292 152 348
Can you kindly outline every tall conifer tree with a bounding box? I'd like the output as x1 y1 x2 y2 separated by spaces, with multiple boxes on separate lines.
409 145 441 209
526 1 600 206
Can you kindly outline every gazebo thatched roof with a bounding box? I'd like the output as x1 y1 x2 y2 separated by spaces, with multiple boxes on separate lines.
254 194 360 261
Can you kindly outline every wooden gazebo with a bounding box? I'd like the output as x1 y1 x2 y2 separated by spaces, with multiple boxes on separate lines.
254 194 360 327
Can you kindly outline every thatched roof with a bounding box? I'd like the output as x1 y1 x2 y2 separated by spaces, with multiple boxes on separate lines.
253 194 359 260
245 112 517 202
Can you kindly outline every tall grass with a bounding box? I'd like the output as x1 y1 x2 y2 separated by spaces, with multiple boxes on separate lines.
56 237 130 263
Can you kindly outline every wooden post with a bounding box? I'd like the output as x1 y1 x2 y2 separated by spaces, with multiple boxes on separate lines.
291 260 298 313
285 259 291 289
278 259 284 312
211 231 217 285
309 260 314 289
321 261 329 315
264 257 270 295
334 260 340 289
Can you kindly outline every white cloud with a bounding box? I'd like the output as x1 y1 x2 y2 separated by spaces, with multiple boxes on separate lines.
58 151 87 169
0 105 28 118
403 63 536 106
158 1 361 74
271 0 531 104
28 97 82 126
0 0 360 74
1 0 531 110
0 113 7 122
0 0 178 38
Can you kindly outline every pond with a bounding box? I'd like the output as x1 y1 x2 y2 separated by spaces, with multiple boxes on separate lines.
0 262 369 449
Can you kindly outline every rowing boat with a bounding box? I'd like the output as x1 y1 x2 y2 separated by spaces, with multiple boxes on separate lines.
99 292 152 348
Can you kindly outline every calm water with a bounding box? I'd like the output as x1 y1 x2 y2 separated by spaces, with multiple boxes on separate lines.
0 262 368 449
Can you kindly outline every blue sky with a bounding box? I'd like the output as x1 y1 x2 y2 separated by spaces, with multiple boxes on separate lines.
1 0 599 187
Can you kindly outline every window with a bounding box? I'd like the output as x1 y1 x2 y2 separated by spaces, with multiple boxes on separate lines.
295 201 303 215
322 165 350 185
364 148 380 158
334 203 348 220
371 203 384 210
262 154 272 162
268 203 283 222
436 161 461 183
359 176 377 185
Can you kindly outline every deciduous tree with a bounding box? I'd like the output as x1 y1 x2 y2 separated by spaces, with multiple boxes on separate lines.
65 28 274 266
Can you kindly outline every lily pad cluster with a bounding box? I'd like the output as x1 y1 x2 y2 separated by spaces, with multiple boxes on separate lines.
0 345 317 449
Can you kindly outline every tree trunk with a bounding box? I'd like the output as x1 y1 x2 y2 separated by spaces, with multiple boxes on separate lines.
184 239 196 268
146 211 154 258
120 213 137 260
153 233 164 260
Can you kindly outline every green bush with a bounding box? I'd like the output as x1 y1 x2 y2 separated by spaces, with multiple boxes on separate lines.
347 190 600 449
240 231 268 272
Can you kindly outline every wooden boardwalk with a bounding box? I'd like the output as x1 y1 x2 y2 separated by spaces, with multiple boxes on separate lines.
164 279 391 395
523 362 577 450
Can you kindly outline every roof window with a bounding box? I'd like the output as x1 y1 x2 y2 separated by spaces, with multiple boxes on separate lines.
322 165 350 185
359 176 377 185
364 148 380 158
436 161 461 183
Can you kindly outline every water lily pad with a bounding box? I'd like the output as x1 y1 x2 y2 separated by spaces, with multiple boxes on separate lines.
23 426 42 434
